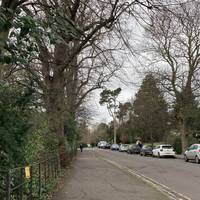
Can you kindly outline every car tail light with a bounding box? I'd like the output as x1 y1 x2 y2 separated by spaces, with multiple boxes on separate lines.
198 149 200 152
160 149 163 151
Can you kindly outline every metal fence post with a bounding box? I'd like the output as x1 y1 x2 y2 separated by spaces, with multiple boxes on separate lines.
44 160 47 186
6 170 11 200
51 158 53 179
56 156 59 177
58 153 61 173
30 166 33 200
38 163 41 198
19 168 23 200
54 157 57 178
47 160 50 180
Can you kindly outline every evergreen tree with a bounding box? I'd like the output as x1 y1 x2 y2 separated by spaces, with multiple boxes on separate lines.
132 74 169 143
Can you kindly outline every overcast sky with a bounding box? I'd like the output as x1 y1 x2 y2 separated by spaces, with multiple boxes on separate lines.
89 65 144 125
90 86 135 124
88 12 148 125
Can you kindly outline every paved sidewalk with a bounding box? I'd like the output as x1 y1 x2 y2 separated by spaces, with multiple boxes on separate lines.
53 150 169 200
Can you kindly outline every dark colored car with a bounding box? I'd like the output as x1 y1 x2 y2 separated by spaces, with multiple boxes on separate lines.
140 145 154 156
127 144 141 154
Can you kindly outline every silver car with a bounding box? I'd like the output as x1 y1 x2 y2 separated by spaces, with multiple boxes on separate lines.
97 141 108 149
111 144 119 150
184 144 200 164
119 144 129 152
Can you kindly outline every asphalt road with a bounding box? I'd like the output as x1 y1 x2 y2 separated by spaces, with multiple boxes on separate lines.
96 148 200 200
53 150 169 200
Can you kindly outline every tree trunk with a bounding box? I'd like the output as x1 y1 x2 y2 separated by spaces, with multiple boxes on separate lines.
65 57 78 116
45 71 68 167
113 117 117 144
179 119 188 154
150 131 154 148
40 42 72 168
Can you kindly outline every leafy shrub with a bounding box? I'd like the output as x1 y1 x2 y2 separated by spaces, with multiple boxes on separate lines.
0 83 34 168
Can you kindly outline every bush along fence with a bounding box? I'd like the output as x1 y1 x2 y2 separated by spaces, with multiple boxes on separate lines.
0 153 62 200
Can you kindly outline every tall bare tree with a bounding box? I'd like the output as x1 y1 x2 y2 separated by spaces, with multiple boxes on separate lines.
99 88 121 143
145 0 200 152
1 0 158 166
29 0 156 165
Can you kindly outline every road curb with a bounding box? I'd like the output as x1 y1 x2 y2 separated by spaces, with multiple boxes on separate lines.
96 152 191 200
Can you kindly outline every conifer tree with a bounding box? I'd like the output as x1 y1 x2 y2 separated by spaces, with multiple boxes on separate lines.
132 74 169 144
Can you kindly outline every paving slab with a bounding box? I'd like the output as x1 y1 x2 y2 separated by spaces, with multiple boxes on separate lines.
53 149 169 200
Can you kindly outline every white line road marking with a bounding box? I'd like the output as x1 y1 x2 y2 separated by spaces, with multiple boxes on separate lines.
96 153 191 200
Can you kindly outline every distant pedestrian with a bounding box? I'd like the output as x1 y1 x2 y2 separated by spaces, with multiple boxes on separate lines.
138 142 143 149
80 144 83 152
136 140 143 149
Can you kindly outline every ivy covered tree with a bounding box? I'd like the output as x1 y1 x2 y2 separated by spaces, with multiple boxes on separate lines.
132 74 169 144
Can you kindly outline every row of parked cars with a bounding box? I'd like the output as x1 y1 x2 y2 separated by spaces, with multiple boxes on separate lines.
98 141 200 164
97 141 176 158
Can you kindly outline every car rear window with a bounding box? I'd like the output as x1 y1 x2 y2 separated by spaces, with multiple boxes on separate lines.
162 145 172 149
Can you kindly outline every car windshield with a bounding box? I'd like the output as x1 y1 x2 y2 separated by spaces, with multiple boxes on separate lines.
162 145 172 149
143 145 152 148
100 141 107 145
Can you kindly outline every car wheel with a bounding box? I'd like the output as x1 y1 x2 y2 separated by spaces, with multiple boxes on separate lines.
195 156 200 164
140 152 143 156
184 155 188 162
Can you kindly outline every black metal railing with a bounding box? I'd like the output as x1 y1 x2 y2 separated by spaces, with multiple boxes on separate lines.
0 154 61 200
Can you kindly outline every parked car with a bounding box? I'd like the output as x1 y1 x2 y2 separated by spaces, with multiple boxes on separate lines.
127 144 141 154
184 144 200 164
105 143 111 149
119 144 129 152
140 145 154 156
111 144 119 150
97 141 101 148
152 144 175 158
98 141 107 149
